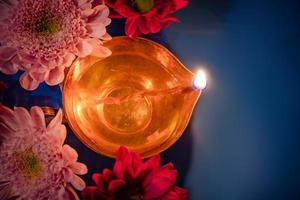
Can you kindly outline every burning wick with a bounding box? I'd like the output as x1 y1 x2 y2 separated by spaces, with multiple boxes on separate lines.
94 70 207 105
193 70 207 90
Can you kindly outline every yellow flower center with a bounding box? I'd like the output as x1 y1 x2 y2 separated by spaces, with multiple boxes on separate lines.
33 11 62 35
131 0 154 13
19 151 43 180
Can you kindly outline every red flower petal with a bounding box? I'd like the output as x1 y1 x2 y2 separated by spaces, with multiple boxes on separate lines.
172 0 189 11
114 146 142 181
106 0 189 37
103 169 116 182
81 186 97 200
139 155 161 187
83 147 188 200
92 173 106 193
125 18 142 38
112 0 140 18
135 17 149 34
160 186 189 200
108 179 126 194
144 163 178 199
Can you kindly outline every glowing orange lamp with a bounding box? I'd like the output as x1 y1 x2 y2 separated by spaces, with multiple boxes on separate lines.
63 37 206 158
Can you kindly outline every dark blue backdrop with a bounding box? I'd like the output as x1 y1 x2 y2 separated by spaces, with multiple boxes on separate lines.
1 0 300 199
165 0 300 199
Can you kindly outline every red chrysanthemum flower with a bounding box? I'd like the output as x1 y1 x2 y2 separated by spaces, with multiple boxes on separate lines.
105 0 189 37
82 146 188 200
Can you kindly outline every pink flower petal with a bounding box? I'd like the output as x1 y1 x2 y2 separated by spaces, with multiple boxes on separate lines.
71 174 86 191
45 66 65 86
70 162 88 175
30 106 46 129
19 72 40 91
28 65 49 82
0 46 16 61
64 167 74 183
64 185 80 200
0 122 13 143
0 60 18 75
0 105 16 131
48 124 66 147
78 0 93 9
94 4 109 14
86 5 111 28
11 55 24 70
48 56 63 69
90 43 111 58
101 32 112 41
63 53 76 68
62 144 79 163
81 8 95 18
14 107 33 128
0 181 12 200
86 23 106 38
75 39 93 58
47 110 65 145
47 109 63 130
18 52 37 64
0 3 10 21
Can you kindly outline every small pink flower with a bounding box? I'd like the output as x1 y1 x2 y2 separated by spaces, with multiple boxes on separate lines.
0 0 112 90
0 105 88 199
82 146 188 200
0 181 19 200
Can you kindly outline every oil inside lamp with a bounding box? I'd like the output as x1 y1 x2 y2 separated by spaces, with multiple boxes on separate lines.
63 37 207 158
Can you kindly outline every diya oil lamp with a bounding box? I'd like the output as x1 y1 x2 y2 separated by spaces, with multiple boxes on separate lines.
63 37 206 158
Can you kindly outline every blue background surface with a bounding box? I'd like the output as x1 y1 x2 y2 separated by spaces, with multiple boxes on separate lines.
165 0 300 199
1 0 300 199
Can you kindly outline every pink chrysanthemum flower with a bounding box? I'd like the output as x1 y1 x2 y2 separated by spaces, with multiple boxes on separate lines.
0 105 88 200
0 0 112 90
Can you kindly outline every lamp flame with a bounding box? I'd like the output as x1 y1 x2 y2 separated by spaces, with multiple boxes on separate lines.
193 70 207 90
